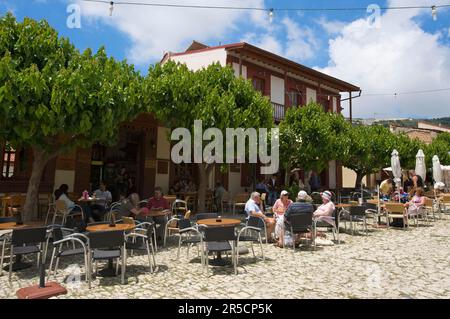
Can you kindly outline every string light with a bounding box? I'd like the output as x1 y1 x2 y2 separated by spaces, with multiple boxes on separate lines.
431 5 437 21
81 0 450 17
109 1 114 16
268 8 274 23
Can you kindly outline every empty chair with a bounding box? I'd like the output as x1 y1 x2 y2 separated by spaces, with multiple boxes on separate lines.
203 226 237 275
236 216 265 263
87 230 126 288
288 212 314 252
348 206 369 235
164 210 192 247
47 227 90 282
1 226 47 281
172 199 188 217
175 218 204 263
124 226 156 273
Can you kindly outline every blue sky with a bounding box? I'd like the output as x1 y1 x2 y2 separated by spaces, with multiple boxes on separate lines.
1 0 450 119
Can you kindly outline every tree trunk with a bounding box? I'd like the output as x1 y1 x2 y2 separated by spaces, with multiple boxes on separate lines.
22 148 49 222
197 163 207 213
355 172 365 189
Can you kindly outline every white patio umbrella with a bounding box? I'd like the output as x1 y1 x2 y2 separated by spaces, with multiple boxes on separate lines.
432 155 443 188
391 149 402 202
415 149 426 182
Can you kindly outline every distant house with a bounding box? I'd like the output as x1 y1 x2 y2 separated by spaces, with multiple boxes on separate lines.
390 120 450 145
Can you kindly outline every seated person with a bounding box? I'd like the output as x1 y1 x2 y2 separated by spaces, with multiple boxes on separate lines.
380 179 394 198
91 181 112 221
169 181 181 195
145 187 171 240
275 191 314 247
393 187 409 203
404 187 426 221
313 190 335 226
116 193 148 219
55 184 94 223
244 192 275 242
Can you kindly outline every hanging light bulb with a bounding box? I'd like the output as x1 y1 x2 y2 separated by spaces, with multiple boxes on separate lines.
431 5 437 21
109 1 114 16
268 8 274 24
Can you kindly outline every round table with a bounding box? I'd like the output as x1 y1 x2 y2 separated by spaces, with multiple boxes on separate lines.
0 222 33 271
85 223 135 277
144 209 171 218
86 223 135 232
197 218 241 266
336 203 353 209
196 218 241 227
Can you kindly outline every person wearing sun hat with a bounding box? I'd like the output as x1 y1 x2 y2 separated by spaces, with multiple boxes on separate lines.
274 190 315 247
313 190 335 222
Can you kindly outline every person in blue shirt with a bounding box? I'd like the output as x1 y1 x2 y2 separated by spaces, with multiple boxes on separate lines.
244 192 275 242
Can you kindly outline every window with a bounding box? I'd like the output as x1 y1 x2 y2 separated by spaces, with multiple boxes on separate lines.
2 142 16 178
252 77 265 94
288 91 302 107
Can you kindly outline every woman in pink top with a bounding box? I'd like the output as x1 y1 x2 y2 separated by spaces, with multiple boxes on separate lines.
404 187 426 217
272 190 293 215
273 190 293 243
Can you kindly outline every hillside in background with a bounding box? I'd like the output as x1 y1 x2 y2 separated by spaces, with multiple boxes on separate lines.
352 117 450 128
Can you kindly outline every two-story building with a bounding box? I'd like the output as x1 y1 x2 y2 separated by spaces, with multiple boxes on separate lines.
162 41 360 194
0 41 360 201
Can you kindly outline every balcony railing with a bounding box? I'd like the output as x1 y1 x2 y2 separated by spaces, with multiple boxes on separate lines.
272 102 286 122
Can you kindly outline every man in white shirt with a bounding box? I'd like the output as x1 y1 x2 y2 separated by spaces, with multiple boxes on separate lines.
91 181 112 220
244 192 275 242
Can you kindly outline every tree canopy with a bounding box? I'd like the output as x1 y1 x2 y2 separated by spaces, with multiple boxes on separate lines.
279 102 350 174
145 61 274 211
0 13 146 220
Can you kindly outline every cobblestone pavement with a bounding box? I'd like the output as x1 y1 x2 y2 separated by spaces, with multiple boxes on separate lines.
1 218 449 299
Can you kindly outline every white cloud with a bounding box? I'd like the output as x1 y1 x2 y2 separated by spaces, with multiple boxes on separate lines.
317 17 346 35
77 0 265 65
317 0 450 119
241 32 283 55
282 17 320 61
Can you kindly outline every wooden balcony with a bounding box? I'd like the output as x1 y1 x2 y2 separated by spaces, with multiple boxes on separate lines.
272 102 287 122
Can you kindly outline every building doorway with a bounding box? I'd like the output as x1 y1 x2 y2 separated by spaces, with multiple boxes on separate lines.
90 129 144 201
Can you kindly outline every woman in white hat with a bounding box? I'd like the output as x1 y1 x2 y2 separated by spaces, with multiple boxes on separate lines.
313 190 335 221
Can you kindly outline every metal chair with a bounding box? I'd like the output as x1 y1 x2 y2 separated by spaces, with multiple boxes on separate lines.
288 212 315 252
313 209 339 244
47 227 90 282
203 226 237 275
87 230 126 288
347 206 369 235
124 226 156 273
172 199 188 217
1 226 47 281
175 218 204 263
163 210 192 247
236 216 265 264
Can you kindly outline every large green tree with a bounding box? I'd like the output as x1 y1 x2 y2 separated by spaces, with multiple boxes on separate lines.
0 14 146 220
425 132 450 168
145 61 273 212
279 102 350 182
341 125 395 187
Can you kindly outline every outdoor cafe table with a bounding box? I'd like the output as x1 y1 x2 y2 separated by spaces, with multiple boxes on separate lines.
85 223 135 277
196 218 241 266
0 222 33 271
